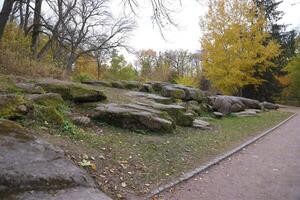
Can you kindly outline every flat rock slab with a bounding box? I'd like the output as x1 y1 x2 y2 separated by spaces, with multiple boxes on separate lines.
91 103 175 133
36 79 107 103
127 91 172 104
0 119 111 200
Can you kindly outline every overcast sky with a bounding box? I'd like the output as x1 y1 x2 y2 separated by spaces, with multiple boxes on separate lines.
1 0 300 60
129 0 300 52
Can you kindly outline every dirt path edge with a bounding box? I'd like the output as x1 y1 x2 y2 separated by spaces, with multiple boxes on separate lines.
145 112 297 200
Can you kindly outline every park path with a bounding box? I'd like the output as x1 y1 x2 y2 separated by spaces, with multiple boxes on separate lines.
160 107 300 200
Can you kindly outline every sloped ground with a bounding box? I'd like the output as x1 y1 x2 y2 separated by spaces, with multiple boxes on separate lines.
0 75 292 199
161 107 300 200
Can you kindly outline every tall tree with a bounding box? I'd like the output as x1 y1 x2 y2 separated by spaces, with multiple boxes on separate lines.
0 0 15 40
241 0 297 101
200 0 281 95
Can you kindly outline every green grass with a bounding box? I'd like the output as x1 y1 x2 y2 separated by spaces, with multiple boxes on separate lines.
39 110 291 197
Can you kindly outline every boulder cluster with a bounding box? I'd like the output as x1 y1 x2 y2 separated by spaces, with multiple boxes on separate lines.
0 77 279 134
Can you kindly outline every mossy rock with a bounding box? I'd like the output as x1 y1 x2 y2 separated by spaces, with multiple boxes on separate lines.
26 93 64 108
33 105 64 125
15 83 45 94
0 119 26 134
111 81 125 89
139 84 154 93
0 94 27 119
161 86 185 99
0 76 22 94
121 81 143 90
36 79 107 103
82 80 112 87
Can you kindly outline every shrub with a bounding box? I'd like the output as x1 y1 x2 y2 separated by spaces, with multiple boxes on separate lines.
175 76 199 88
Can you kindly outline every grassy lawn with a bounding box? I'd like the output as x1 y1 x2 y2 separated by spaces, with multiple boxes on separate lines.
34 110 291 199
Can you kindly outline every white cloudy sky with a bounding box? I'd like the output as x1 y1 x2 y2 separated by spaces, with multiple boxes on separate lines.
128 0 300 52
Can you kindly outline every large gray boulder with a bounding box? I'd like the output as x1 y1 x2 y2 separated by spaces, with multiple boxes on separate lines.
208 95 261 115
91 103 175 133
0 119 111 200
36 79 107 103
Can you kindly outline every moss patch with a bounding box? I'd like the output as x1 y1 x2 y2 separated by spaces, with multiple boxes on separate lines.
32 105 65 125
0 94 27 119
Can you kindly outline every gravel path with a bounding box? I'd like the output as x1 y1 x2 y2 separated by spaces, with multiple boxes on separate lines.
161 107 300 200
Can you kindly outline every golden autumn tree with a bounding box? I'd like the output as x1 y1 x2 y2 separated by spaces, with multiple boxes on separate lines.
200 0 281 95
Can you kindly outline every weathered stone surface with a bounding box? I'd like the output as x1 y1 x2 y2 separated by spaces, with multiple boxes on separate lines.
136 102 195 127
180 101 202 115
36 79 107 103
111 81 125 89
127 91 173 104
121 81 143 90
25 93 64 107
172 85 203 102
15 83 45 94
209 95 261 115
0 94 27 118
260 101 279 110
147 81 170 92
82 80 112 87
0 120 111 200
193 119 212 130
232 110 258 117
91 103 175 133
139 83 154 93
213 112 224 118
161 85 185 99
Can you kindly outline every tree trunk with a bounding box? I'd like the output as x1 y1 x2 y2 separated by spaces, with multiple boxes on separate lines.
19 1 24 29
31 0 43 57
23 0 30 33
0 0 15 40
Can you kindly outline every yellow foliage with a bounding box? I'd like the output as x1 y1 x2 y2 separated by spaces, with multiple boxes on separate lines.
200 0 281 95
0 23 62 78
73 55 98 81
175 76 199 88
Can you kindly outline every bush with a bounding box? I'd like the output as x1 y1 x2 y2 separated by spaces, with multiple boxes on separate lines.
175 76 199 88
0 23 62 78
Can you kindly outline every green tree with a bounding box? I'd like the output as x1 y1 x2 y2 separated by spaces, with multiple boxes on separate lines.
283 53 300 105
104 50 138 81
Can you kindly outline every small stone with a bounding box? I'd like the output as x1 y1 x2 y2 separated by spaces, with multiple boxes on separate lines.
213 112 224 118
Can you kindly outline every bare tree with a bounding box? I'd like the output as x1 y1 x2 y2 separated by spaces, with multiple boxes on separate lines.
0 0 16 40
47 0 134 76
31 0 43 56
